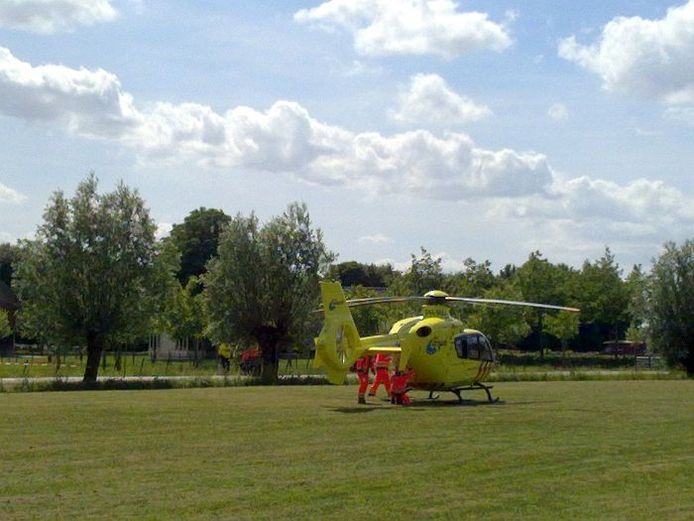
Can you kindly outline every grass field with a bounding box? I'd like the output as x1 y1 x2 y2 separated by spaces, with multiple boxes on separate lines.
0 352 677 382
1 381 692 520
0 355 318 379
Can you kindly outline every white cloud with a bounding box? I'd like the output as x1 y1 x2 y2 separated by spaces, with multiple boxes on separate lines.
547 103 568 121
632 127 662 136
0 47 140 137
155 222 173 240
0 47 553 201
0 0 117 34
391 73 491 128
341 60 383 77
664 106 694 125
294 0 512 58
359 234 393 244
491 176 694 246
1 46 693 257
0 182 26 204
558 1 694 104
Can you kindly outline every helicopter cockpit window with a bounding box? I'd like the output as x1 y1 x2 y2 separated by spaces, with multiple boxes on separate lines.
478 335 494 361
455 334 495 361
454 334 480 360
454 334 467 358
468 335 480 360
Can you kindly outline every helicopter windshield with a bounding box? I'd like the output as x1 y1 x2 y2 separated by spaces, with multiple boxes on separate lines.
454 333 494 361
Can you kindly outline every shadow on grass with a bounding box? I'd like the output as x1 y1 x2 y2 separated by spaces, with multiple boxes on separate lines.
328 398 509 413
328 406 385 414
408 398 507 408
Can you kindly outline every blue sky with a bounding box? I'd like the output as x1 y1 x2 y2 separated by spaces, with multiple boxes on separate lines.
1 0 692 272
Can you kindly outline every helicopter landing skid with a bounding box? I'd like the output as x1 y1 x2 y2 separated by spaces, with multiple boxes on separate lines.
450 382 498 403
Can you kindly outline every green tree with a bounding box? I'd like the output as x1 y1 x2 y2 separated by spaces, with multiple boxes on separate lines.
450 257 497 297
515 251 577 356
646 240 694 375
467 283 531 347
328 261 394 288
578 248 629 326
204 202 334 383
624 264 649 344
544 312 580 359
0 242 19 287
575 248 629 352
345 285 390 336
169 207 231 285
13 174 178 383
396 247 445 295
164 276 207 365
0 309 11 339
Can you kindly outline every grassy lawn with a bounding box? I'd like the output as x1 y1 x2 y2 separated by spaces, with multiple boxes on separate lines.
1 381 692 520
0 355 318 379
1 352 675 382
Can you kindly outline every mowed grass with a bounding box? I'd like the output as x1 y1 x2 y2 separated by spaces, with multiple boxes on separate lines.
1 381 692 520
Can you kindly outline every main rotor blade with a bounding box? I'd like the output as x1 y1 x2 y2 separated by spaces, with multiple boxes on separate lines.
344 296 427 308
445 297 580 313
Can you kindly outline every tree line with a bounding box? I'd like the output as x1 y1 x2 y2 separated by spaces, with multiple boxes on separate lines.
0 175 691 382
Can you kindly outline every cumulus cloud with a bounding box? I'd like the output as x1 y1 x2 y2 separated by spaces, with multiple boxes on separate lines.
155 222 173 240
547 103 568 121
558 1 694 104
0 47 553 201
491 176 694 246
391 73 491 128
0 48 140 137
359 234 393 244
0 0 118 34
294 0 512 58
1 46 693 253
664 106 694 125
0 182 26 204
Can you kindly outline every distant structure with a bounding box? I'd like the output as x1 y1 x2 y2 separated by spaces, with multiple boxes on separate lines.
603 340 647 356
148 333 213 362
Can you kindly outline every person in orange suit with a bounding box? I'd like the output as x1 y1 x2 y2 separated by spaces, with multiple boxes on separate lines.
353 355 371 404
390 368 415 406
368 353 392 398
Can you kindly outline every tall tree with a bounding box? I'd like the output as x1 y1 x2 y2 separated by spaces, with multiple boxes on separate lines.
204 203 334 383
515 251 576 356
169 207 231 285
328 261 394 288
451 257 496 297
0 309 11 339
345 285 390 336
0 242 19 287
625 264 649 344
397 247 445 295
164 276 206 364
544 312 580 359
646 240 694 375
467 283 531 348
576 248 629 348
13 174 178 383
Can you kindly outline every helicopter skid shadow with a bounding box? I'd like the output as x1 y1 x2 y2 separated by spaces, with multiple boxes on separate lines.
413 398 507 408
328 406 385 414
328 399 507 413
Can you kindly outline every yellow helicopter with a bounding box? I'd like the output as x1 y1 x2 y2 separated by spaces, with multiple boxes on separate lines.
312 281 580 403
